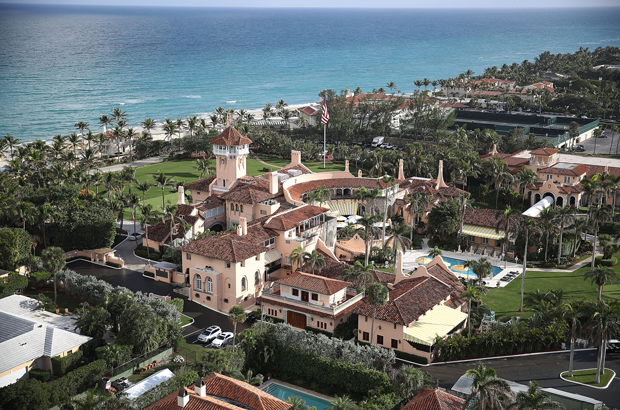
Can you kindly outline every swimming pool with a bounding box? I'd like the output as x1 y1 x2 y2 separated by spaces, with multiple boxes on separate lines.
421 255 502 278
263 383 332 410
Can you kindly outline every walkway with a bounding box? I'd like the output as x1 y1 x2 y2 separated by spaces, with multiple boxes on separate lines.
253 155 284 170
90 155 167 174
114 220 151 271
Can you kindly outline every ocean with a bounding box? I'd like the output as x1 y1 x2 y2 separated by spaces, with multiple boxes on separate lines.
1 4 620 142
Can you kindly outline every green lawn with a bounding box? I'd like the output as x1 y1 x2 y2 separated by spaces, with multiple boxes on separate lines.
483 254 620 321
176 338 206 364
561 368 615 388
180 314 193 327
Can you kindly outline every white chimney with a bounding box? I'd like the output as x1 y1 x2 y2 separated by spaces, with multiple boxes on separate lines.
398 159 404 180
358 169 362 178
177 388 189 407
291 150 301 166
345 160 349 173
194 378 206 397
268 172 278 195
239 216 247 236
177 185 186 205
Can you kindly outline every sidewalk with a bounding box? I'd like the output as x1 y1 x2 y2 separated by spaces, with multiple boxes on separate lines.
91 155 167 174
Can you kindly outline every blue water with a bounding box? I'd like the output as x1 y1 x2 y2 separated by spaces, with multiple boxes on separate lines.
421 256 502 277
263 383 332 410
2 4 620 142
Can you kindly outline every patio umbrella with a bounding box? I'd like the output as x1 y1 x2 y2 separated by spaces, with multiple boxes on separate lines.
416 257 431 264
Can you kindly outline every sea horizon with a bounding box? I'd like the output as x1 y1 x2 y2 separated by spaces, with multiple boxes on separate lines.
2 3 620 142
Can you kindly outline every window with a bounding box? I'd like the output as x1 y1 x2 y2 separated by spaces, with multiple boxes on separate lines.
206 296 211 301
230 203 234 210
285 256 291 264
226 262 231 269
240 205 244 212
196 191 201 195
362 332 369 341
255 271 259 286
482 237 489 245
377 335 384 345
311 293 318 301
241 277 247 291
546 174 552 181
394 323 397 329
228 283 231 288
564 176 571 184
207 277 213 293
196 275 202 290
365 316 368 322
261 210 267 215
292 288 299 297
391 339 398 349
224 298 229 303
186 253 191 260
235 204 239 211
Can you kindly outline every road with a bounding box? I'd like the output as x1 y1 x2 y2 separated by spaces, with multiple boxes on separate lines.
424 349 620 408
66 260 250 344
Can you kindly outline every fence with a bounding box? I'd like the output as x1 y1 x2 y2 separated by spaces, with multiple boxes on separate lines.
110 344 173 377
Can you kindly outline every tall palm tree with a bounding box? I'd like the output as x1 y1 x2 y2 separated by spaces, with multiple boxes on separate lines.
42 246 66 303
286 397 310 410
98 114 113 134
2 134 21 161
511 380 565 410
38 203 58 249
518 216 541 312
341 260 374 291
359 214 381 266
381 176 395 248
68 132 81 161
586 301 620 384
125 128 137 161
289 246 304 272
110 106 128 126
135 181 151 206
563 302 583 377
463 362 511 410
74 121 90 138
555 206 575 265
487 156 513 208
456 193 473 242
15 201 38 232
366 283 389 345
140 204 158 261
309 185 331 207
462 283 483 335
327 396 357 410
195 157 215 179
302 250 326 275
386 222 411 262
539 206 556 262
580 178 599 242
584 266 618 303
589 205 612 269
151 171 175 210
228 305 246 352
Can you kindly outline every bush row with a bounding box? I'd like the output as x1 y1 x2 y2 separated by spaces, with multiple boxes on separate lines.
51 350 83 376
28 369 50 383
595 256 618 266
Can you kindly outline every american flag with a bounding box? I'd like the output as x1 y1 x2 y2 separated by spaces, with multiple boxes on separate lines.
321 96 329 124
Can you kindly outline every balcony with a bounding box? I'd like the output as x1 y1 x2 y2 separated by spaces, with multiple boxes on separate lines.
261 286 364 316
213 145 250 157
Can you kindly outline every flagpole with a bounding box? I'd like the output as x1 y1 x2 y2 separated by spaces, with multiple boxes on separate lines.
323 122 326 169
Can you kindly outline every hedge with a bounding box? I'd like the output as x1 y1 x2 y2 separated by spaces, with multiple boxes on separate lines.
167 298 184 314
106 261 121 268
48 359 108 405
51 350 83 376
30 271 51 287
144 270 155 278
29 369 51 382
269 343 391 397
305 326 333 338
394 350 428 365
595 256 617 266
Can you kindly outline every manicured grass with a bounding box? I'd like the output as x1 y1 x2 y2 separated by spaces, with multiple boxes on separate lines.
483 253 620 321
176 338 206 363
561 368 615 388
180 314 192 327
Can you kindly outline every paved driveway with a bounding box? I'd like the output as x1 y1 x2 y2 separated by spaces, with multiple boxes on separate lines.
424 349 620 408
66 260 250 341
573 131 620 157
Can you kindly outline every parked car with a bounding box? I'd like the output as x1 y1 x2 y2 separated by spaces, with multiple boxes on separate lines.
112 377 132 391
210 332 234 348
574 145 586 152
128 232 143 241
197 325 221 343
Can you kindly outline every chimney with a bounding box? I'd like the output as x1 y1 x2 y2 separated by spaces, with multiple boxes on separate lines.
239 216 247 236
398 159 404 180
490 144 498 156
435 160 448 189
290 150 301 166
194 378 206 397
268 172 278 195
358 169 363 178
345 160 349 173
394 250 407 284
177 185 185 205
177 388 189 407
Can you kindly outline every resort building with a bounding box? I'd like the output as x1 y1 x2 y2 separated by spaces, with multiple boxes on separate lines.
0 295 92 387
461 208 510 256
145 373 291 410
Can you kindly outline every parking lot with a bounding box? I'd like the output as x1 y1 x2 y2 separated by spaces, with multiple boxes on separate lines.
578 130 620 155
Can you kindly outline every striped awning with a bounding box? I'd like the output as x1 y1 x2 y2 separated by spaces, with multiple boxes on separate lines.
462 224 506 241
265 249 281 264
326 210 340 217
327 201 358 217
403 305 468 346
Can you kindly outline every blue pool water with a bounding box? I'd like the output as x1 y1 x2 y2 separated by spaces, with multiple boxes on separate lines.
263 383 332 410
423 256 502 278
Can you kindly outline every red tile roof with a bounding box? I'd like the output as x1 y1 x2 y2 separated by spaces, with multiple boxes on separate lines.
463 208 506 230
298 106 319 116
263 205 328 231
531 148 559 156
210 126 252 146
185 176 216 192
179 232 267 262
538 164 588 176
221 185 279 205
286 177 395 201
402 389 465 410
146 373 291 410
275 272 351 295
145 220 185 244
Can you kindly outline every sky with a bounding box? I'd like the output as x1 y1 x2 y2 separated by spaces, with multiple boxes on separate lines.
1 0 619 7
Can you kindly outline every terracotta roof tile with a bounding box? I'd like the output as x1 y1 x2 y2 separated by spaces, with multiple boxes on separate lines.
210 126 252 146
538 163 588 176
179 232 267 262
402 389 465 410
275 272 351 295
531 148 559 156
186 176 216 192
146 220 185 244
263 205 327 231
463 208 506 230
221 185 279 205
286 177 396 201
298 106 320 116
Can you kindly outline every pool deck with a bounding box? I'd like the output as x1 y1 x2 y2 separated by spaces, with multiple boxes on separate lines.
260 378 334 404
402 240 522 288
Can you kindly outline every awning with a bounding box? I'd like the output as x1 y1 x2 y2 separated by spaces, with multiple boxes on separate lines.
403 305 468 346
462 224 506 241
327 201 358 217
265 249 281 264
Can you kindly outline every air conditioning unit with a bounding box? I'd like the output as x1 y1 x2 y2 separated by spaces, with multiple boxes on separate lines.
277 173 289 181
288 169 302 177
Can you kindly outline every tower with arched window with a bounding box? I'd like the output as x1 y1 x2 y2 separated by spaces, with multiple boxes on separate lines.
210 126 252 193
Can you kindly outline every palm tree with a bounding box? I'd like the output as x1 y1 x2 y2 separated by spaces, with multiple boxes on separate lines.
511 380 565 410
286 397 310 410
135 181 151 205
386 222 411 262
580 178 599 242
140 204 158 261
463 362 511 410
232 369 262 386
539 207 556 262
381 176 395 248
289 246 304 272
70 387 110 410
228 305 246 352
555 206 575 265
366 283 389 345
496 206 521 256
195 157 215 179
341 260 374 291
125 128 137 161
151 171 175 210
359 214 381 266
563 302 583 377
518 216 541 312
487 156 513 208
98 114 113 134
2 134 21 161
327 396 357 410
110 106 128 125
589 206 612 269
74 120 90 138
163 122 178 149
309 185 331 207
428 246 442 258
42 246 66 303
302 250 326 275
462 283 483 335
584 266 618 303
38 203 58 248
15 200 38 232
586 301 620 384
68 132 81 161
456 193 473 242
142 118 156 136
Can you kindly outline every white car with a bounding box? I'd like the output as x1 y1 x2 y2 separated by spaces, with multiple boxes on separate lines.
210 332 234 348
197 325 221 344
128 232 143 241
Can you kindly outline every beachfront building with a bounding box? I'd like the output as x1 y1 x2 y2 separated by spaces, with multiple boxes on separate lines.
0 295 92 387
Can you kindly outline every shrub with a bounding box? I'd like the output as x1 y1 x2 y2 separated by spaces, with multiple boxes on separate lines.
51 350 84 376
135 244 162 261
305 326 333 338
95 344 132 367
49 359 108 404
393 350 428 365
0 272 29 298
167 298 184 313
106 261 121 268
595 256 617 266
333 314 358 340
30 271 52 287
29 368 51 382
144 270 155 278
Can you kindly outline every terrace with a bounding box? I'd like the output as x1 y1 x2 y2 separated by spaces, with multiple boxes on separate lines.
261 284 364 316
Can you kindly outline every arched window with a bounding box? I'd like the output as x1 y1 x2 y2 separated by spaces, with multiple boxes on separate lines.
230 203 234 210
255 271 260 285
240 205 244 212
207 277 213 293
196 275 202 290
235 204 239 211
241 277 247 291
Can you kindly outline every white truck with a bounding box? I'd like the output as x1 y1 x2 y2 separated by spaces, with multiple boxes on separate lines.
371 136 385 148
